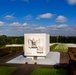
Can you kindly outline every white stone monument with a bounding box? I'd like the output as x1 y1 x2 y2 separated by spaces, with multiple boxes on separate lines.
24 33 49 60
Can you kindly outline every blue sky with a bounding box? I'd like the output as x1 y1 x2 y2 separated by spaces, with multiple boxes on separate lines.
0 0 76 36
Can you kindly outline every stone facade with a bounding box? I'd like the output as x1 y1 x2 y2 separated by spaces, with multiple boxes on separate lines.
24 33 49 60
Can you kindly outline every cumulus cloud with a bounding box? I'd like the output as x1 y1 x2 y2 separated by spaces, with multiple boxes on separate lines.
35 26 45 30
36 13 54 20
47 25 57 30
10 22 21 27
56 15 67 23
67 0 76 5
47 24 68 29
0 21 5 26
24 15 32 20
9 22 30 32
46 25 76 36
23 23 29 26
57 24 68 29
4 15 15 20
0 21 76 36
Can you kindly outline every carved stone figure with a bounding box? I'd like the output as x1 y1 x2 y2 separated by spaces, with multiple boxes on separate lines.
28 38 38 48
28 38 43 53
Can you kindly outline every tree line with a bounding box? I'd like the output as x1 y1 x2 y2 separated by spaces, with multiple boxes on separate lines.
0 35 76 48
0 35 24 48
50 36 76 43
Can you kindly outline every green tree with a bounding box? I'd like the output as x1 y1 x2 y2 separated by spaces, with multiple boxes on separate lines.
0 35 7 47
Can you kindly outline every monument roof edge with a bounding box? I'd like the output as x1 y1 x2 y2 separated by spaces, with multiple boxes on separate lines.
24 33 50 35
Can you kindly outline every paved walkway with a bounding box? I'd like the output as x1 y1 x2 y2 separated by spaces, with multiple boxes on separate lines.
6 52 60 65
0 52 69 75
0 52 23 63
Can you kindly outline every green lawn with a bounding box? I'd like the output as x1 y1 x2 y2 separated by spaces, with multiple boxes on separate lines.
50 43 68 52
31 68 68 75
0 66 17 75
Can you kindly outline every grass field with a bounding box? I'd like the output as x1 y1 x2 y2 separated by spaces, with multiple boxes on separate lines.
50 43 68 52
31 68 68 75
0 66 17 75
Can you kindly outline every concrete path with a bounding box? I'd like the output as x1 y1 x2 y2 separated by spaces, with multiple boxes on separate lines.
0 52 69 75
6 52 60 65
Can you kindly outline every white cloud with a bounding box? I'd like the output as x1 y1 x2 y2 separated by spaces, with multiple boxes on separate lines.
10 22 21 27
56 15 67 23
47 24 68 30
47 25 57 28
47 25 58 30
31 24 39 27
35 26 45 30
57 24 68 29
36 13 54 20
23 23 29 26
67 0 76 5
4 15 15 20
0 21 5 26
24 15 32 20
0 21 76 36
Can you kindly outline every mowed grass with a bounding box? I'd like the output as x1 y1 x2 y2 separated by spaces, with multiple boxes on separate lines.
50 43 68 52
0 66 17 75
31 68 68 75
